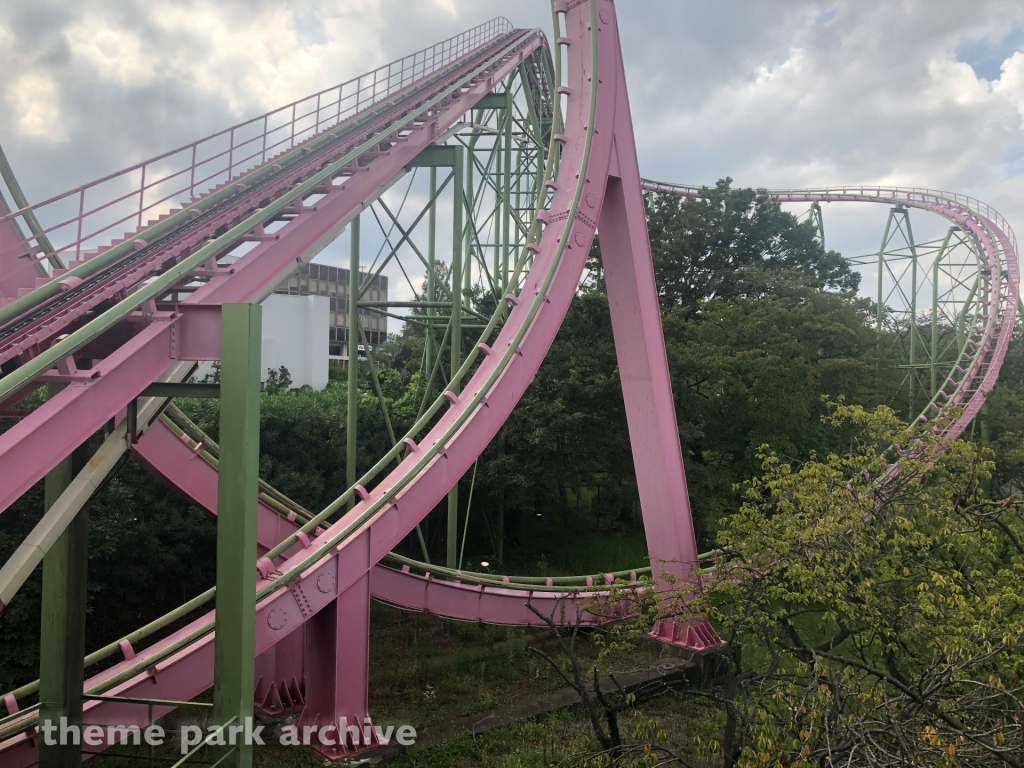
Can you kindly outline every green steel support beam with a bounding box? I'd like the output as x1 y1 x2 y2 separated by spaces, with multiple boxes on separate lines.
465 127 476 296
38 410 87 768
475 93 510 110
347 215 360 511
426 167 437 380
409 146 459 168
447 146 464 569
502 90 513 296
931 227 955 396
0 139 62 269
876 209 895 337
212 303 261 768
810 202 825 250
903 208 920 416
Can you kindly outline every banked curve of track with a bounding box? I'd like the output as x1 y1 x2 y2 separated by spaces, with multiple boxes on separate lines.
0 3 606 759
0 4 1019 761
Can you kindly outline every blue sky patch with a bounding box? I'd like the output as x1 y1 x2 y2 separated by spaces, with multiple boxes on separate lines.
957 28 1024 81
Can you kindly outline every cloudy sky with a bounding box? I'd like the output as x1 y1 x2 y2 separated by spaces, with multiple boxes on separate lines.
3 0 1023 322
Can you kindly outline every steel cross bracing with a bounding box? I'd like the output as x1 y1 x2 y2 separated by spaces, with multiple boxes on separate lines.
0 0 1019 763
0 1 716 758
641 180 1019 441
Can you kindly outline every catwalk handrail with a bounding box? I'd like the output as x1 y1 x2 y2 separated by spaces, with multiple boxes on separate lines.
640 179 1019 255
0 17 514 269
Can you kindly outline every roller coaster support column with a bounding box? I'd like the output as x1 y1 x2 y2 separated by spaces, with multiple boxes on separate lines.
447 146 464 569
38 418 88 768
426 168 436 377
213 303 262 768
347 215 360 511
587 0 718 649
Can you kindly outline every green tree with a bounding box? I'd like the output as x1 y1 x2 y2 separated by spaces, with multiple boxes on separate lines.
645 179 859 316
665 404 1024 767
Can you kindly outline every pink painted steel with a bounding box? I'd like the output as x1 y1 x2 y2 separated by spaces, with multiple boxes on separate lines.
0 214 44 302
297 574 376 758
0 31 544 519
254 626 306 714
131 419 307 561
1 3 1020 764
0 19 516 280
136 414 607 626
641 182 1019 442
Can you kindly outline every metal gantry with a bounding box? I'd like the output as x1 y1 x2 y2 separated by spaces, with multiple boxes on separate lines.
0 4 1018 767
340 66 554 569
845 206 986 419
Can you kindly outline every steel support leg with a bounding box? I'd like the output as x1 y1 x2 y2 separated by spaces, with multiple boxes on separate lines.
38 420 88 768
297 555 375 759
254 626 306 715
213 303 261 768
347 215 360 511
447 148 464 569
598 40 718 650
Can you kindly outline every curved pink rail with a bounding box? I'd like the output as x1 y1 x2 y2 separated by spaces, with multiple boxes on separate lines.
3 2 711 760
642 181 1019 438
2 1 1017 762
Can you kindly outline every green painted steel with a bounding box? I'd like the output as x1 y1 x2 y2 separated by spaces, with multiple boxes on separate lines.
426 167 437 379
212 304 261 768
0 29 534 406
38 406 87 768
347 215 360 512
0 140 61 269
931 228 955 396
447 146 465 569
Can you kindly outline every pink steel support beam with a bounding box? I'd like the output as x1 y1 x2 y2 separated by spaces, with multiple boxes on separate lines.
136 415 620 626
0 214 42 303
0 32 544 519
1 3 1019 763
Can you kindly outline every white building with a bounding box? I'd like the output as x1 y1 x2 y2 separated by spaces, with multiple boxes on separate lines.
259 293 329 390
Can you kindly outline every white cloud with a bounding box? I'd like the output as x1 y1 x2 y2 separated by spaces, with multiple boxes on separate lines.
65 13 160 87
994 51 1024 126
5 74 69 143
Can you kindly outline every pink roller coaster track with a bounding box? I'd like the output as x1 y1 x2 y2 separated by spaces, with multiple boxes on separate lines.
0 1 1017 762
